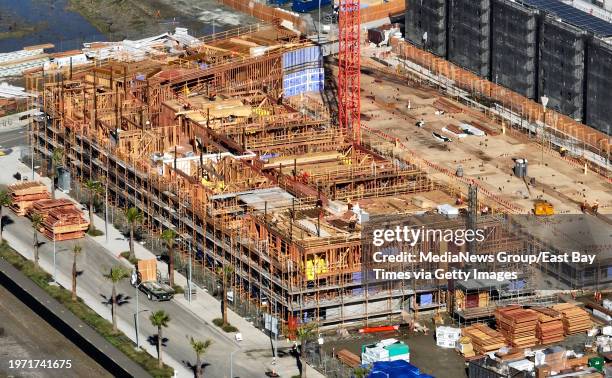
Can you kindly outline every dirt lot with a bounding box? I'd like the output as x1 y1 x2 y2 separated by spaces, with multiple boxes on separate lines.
322 318 468 378
0 284 111 378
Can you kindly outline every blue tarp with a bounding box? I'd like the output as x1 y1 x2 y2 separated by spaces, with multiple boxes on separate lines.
367 360 434 378
419 293 433 306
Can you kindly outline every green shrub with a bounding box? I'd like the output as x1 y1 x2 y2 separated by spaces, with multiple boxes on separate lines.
222 324 238 333
119 251 138 265
172 285 184 294
0 243 173 377
87 228 104 237
212 318 224 327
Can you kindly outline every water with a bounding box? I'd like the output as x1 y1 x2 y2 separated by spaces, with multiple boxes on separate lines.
0 0 103 52
0 0 257 54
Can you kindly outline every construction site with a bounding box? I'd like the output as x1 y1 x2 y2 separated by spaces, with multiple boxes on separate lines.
2 0 608 375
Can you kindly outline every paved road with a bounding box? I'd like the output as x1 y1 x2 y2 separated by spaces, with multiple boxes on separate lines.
2 211 264 378
0 127 27 149
0 284 112 378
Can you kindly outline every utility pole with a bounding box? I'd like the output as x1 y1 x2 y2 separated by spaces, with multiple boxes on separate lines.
540 95 549 166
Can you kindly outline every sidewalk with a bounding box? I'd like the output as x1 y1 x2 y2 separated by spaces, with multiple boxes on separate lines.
2 149 324 378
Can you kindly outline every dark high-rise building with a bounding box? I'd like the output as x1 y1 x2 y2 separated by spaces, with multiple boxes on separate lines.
490 0 538 99
447 0 491 77
404 0 447 57
585 38 612 135
538 17 587 121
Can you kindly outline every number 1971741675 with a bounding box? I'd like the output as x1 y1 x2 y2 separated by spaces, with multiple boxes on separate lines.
8 360 72 369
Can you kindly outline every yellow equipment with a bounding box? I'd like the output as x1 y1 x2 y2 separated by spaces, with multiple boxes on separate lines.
534 200 555 216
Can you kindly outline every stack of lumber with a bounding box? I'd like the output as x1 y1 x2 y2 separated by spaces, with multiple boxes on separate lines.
7 181 49 215
552 303 592 335
495 306 539 348
533 307 565 345
462 323 506 354
337 349 360 368
28 199 74 220
41 207 89 241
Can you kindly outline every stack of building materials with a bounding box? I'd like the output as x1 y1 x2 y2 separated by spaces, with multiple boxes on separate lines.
8 181 49 215
552 303 593 335
495 306 539 348
337 349 360 368
41 207 89 241
361 339 410 364
28 198 74 220
462 324 506 354
455 336 475 357
27 198 88 240
533 307 565 345
436 326 462 348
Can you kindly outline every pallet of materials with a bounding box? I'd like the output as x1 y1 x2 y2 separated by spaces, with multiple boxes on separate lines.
533 307 565 345
41 207 89 241
462 324 506 354
337 349 360 368
28 198 75 220
495 306 539 348
7 181 50 216
552 303 593 335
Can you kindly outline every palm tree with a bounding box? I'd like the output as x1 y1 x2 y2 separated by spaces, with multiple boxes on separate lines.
190 337 212 378
160 229 176 286
217 265 234 326
71 244 82 301
50 147 64 199
125 207 143 261
31 213 43 267
296 322 317 378
84 179 102 232
149 310 170 369
103 265 130 332
0 190 12 243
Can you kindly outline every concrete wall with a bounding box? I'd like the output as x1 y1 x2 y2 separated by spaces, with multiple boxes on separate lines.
538 17 586 121
448 0 491 77
404 0 447 57
491 0 538 99
585 38 612 135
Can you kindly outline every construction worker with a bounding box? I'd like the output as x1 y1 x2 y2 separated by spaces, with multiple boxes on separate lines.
581 199 588 213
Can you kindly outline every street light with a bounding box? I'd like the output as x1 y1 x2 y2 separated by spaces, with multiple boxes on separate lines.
50 219 60 286
540 95 549 166
131 271 149 348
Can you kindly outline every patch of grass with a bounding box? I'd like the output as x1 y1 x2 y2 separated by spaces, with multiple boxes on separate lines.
0 242 173 377
119 251 138 265
87 228 104 237
222 324 239 333
172 285 184 294
212 318 238 333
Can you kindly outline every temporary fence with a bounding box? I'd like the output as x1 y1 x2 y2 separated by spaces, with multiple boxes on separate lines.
390 38 611 179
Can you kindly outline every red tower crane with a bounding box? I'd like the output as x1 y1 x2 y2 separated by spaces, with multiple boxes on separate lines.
338 0 361 144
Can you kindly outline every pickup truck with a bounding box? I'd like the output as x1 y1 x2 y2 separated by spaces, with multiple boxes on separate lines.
131 259 175 301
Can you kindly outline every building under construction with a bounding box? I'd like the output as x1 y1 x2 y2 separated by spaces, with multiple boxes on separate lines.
404 0 612 135
21 24 483 327
26 22 608 331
